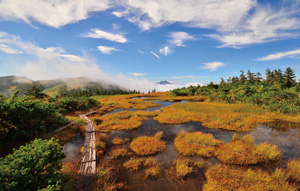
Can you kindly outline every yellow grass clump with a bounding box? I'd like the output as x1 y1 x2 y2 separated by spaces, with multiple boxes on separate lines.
174 132 222 157
215 134 282 165
109 148 128 159
111 138 129 145
203 164 297 191
130 132 166 156
287 159 300 182
93 110 160 132
172 159 205 179
154 101 300 131
123 157 161 178
123 158 144 171
95 132 108 157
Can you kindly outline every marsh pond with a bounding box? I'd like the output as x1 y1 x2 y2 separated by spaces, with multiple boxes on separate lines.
69 93 300 191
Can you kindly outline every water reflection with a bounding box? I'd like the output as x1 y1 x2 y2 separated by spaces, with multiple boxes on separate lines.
62 133 84 163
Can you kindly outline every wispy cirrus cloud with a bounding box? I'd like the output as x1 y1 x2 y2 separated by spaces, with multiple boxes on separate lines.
0 0 111 28
259 49 300 61
82 28 128 43
168 32 196 47
159 46 169 56
0 44 22 54
199 61 225 71
159 32 195 56
97 46 119 55
114 0 300 48
150 51 160 59
129 73 147 77
0 31 107 80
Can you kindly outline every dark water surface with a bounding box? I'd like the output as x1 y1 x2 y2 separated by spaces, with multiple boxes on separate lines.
62 133 84 163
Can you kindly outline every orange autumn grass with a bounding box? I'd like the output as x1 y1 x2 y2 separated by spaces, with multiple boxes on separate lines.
286 159 300 183
174 132 222 157
142 92 207 102
93 110 159 132
99 94 161 110
111 137 129 145
109 148 129 159
203 164 297 191
154 102 300 131
123 157 161 179
172 158 205 179
215 134 282 165
130 132 165 156
52 117 86 145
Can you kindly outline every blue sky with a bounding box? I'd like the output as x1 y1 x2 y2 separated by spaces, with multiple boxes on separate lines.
0 0 299 91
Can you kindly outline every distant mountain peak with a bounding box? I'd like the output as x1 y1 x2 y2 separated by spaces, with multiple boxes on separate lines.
157 80 172 85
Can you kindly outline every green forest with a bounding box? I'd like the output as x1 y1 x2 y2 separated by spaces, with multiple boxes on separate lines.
172 67 300 114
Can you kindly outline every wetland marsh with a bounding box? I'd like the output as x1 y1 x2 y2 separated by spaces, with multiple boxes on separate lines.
91 93 300 190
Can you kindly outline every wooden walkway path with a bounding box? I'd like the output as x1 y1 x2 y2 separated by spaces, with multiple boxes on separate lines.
78 113 96 191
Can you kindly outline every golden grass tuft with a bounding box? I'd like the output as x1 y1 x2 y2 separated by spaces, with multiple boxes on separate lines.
95 132 108 157
172 159 205 179
144 157 159 167
144 166 161 178
93 110 160 132
286 159 300 182
174 132 222 157
154 102 300 131
109 148 128 159
203 164 297 191
94 165 127 191
215 134 282 165
130 133 166 156
123 158 144 171
111 138 129 145
123 157 161 178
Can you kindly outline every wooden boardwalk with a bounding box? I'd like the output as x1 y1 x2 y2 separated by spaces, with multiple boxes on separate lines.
78 114 96 191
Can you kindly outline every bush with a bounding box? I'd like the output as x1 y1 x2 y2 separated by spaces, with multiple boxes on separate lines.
0 138 65 191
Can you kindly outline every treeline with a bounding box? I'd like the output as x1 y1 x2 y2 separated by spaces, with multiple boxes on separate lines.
0 86 99 147
58 85 140 97
172 67 300 114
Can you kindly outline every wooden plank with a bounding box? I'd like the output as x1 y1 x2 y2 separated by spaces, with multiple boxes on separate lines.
79 112 97 191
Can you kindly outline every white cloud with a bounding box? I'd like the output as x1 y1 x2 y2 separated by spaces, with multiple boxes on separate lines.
209 5 300 48
97 46 119 55
82 28 128 43
116 0 254 31
0 0 111 28
114 0 300 47
150 51 160 59
129 73 147 77
0 31 194 93
259 49 300 61
0 31 107 80
199 61 225 71
0 44 22 54
159 46 169 56
168 32 195 46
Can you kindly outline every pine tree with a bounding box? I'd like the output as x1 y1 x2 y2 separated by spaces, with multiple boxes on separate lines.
239 70 246 83
284 67 296 87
